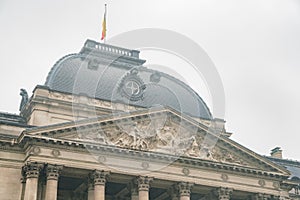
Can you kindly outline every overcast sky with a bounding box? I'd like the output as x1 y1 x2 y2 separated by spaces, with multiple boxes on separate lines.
0 0 299 160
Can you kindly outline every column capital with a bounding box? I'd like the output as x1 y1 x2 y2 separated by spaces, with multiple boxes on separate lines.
92 170 110 185
137 176 153 192
177 182 193 197
23 162 44 179
45 164 63 180
212 187 233 200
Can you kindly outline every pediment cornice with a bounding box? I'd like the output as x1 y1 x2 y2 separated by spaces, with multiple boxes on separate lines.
18 107 290 177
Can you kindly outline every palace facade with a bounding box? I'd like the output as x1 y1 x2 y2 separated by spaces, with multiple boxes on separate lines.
0 40 299 200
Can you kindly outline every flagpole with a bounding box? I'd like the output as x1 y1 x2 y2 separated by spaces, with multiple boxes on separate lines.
104 4 107 43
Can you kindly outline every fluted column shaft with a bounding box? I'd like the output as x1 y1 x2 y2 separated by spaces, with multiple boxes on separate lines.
23 162 43 200
178 182 193 200
45 164 62 200
137 176 153 200
92 170 109 200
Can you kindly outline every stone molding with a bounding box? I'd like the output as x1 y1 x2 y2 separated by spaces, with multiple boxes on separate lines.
136 176 153 192
18 106 291 179
45 164 63 180
19 136 289 180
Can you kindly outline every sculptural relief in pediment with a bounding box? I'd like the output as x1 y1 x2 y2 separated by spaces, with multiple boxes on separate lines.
65 117 250 167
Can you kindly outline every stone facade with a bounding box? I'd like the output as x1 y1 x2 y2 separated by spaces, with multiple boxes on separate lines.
0 40 299 200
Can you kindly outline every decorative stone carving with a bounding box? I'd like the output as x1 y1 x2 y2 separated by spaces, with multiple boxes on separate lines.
177 182 193 197
221 173 229 182
141 162 149 169
51 149 60 157
212 187 233 200
273 181 280 189
92 170 110 185
30 146 41 155
258 179 266 187
23 162 44 179
137 176 153 191
45 164 63 180
118 69 146 101
69 116 250 166
98 156 106 163
76 128 108 144
182 168 190 176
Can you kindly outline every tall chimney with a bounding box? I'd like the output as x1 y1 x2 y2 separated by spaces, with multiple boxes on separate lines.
270 147 283 159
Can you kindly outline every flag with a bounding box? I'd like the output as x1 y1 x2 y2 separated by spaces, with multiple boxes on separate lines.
101 4 107 40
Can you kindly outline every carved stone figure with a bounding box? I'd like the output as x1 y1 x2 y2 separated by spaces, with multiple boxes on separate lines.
19 88 28 111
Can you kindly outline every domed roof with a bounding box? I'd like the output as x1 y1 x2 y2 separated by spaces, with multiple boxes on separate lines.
45 40 212 119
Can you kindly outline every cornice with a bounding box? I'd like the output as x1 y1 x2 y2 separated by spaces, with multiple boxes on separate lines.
18 135 289 180
18 108 290 176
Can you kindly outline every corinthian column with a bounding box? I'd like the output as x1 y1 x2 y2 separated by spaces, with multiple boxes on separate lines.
44 164 63 200
177 182 193 200
23 162 43 200
93 170 110 200
212 187 233 200
137 176 153 200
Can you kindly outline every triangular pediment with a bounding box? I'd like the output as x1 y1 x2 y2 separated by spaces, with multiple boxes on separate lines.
21 107 290 176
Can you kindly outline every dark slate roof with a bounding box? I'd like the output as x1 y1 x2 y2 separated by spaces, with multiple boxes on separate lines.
44 39 212 119
267 157 300 181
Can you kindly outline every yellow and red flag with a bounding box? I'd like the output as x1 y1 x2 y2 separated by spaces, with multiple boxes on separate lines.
101 4 107 41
